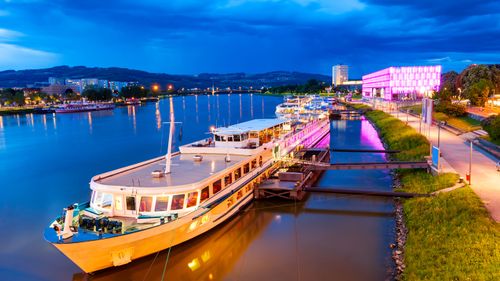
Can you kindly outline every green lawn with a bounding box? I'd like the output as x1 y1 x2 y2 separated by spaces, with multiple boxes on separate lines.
433 112 482 132
396 170 458 194
365 110 429 161
401 183 500 281
364 110 500 281
401 104 422 114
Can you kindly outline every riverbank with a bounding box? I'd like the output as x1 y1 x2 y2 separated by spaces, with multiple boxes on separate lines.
357 107 500 280
0 107 35 115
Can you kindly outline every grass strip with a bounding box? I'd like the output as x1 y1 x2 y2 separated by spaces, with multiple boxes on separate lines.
363 108 500 280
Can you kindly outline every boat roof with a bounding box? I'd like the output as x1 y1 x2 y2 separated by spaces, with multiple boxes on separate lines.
214 119 286 135
94 153 248 188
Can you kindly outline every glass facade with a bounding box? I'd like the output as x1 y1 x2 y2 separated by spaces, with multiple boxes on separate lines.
362 65 442 100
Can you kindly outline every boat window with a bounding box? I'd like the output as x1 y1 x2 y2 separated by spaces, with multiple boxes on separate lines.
102 193 113 209
126 196 136 211
201 186 209 202
243 163 250 174
251 159 257 169
234 167 241 181
215 135 221 141
224 173 233 186
249 132 258 138
228 136 233 142
259 156 263 166
139 196 153 212
237 190 243 200
93 191 102 204
234 134 241 142
213 180 222 194
171 194 185 210
187 192 198 208
114 196 123 211
155 196 169 211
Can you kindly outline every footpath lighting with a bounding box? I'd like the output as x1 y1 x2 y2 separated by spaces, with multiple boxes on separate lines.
467 140 473 185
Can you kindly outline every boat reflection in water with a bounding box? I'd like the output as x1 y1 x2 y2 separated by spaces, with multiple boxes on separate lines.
72 206 272 281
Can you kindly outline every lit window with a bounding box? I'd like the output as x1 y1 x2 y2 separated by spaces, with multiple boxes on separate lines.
139 196 152 212
200 186 209 202
224 174 233 186
155 196 169 211
187 192 198 208
234 168 241 181
126 196 136 211
171 194 185 210
213 179 222 194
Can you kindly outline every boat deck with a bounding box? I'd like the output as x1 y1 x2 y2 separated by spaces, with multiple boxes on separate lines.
95 153 248 188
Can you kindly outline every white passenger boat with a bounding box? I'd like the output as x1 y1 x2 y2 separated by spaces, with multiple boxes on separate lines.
44 97 330 273
275 96 310 118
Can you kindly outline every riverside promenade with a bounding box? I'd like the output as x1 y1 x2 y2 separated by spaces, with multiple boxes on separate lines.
384 107 500 222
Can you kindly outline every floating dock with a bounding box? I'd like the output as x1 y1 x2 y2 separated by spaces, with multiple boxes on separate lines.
255 148 330 200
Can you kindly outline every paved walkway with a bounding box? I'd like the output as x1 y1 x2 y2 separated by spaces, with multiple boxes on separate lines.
385 108 500 222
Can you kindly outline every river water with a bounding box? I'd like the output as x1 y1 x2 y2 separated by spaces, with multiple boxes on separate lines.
0 94 395 281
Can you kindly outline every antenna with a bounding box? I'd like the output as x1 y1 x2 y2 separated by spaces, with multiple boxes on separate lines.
165 96 174 174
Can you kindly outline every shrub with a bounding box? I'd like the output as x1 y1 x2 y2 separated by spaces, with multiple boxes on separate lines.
434 101 466 117
481 115 500 141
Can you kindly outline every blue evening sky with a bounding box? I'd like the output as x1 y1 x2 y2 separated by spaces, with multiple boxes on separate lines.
0 0 499 77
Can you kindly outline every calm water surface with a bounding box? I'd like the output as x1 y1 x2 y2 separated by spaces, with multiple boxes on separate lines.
0 94 395 281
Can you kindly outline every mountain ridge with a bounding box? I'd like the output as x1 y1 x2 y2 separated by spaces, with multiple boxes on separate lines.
0 66 331 88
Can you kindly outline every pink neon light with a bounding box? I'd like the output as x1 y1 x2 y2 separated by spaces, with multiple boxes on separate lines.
362 65 442 100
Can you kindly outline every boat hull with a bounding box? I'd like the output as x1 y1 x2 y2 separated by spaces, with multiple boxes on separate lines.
51 191 255 273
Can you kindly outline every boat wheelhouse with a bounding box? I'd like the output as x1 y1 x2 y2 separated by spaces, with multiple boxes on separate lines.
44 99 330 273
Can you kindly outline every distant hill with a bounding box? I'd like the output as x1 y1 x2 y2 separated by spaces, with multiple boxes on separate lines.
0 66 331 89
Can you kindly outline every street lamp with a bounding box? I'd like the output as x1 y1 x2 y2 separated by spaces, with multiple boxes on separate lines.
467 140 472 185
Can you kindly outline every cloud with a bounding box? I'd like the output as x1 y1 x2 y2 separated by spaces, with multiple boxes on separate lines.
0 29 23 41
0 0 499 75
0 43 58 69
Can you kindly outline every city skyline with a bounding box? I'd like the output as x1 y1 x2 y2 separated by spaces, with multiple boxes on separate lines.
1 0 499 77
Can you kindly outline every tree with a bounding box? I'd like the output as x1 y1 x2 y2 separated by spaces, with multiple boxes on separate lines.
467 79 494 106
121 86 149 99
438 71 459 102
83 86 113 101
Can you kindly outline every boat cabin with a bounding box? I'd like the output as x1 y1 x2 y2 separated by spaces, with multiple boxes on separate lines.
87 119 292 223
180 119 291 154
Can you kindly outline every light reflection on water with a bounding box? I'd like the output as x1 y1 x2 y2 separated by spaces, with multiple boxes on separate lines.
0 95 395 281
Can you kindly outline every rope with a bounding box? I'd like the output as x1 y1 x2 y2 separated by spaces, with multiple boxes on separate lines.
293 196 301 281
141 250 160 281
160 246 173 281
160 218 179 281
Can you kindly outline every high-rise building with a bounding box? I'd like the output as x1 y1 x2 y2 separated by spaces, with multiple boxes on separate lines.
332 65 348 87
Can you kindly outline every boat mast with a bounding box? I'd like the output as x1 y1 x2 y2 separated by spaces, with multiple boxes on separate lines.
165 96 174 174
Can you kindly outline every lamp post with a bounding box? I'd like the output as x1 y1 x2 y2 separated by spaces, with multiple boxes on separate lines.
437 121 442 148
419 113 422 133
468 140 472 185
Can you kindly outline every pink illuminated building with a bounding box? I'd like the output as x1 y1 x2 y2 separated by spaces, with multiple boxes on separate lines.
362 65 442 100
